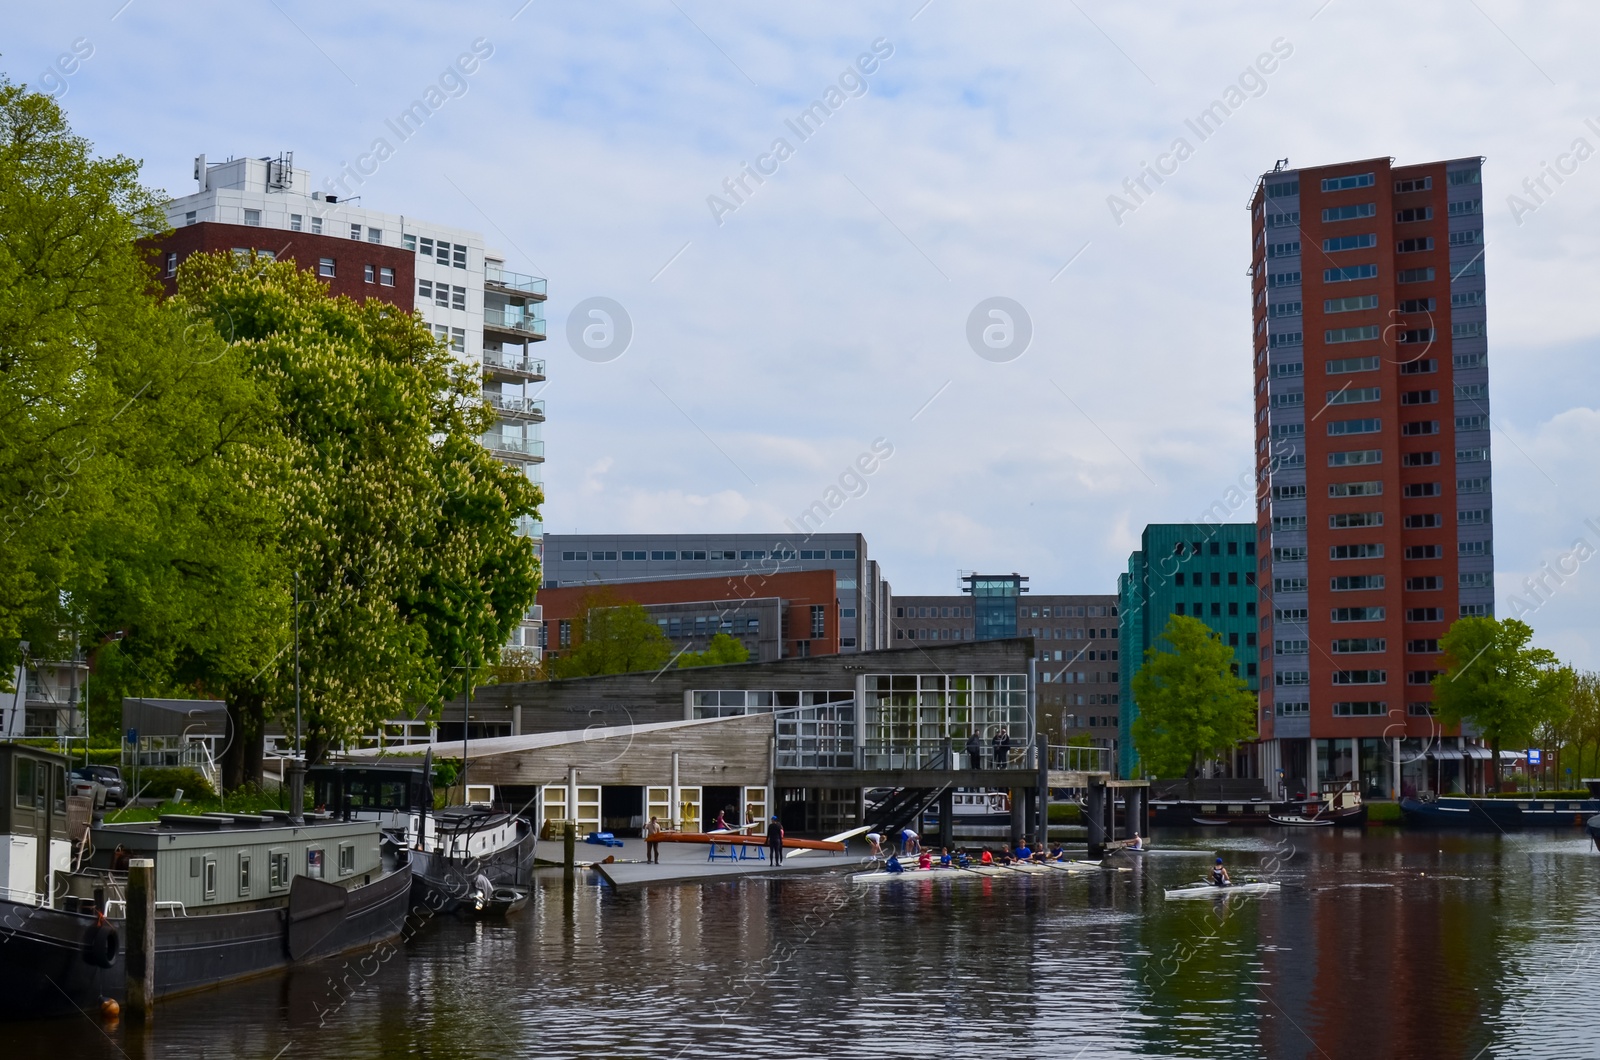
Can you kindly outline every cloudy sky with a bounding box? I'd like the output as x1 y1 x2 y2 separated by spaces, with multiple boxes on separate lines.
6 2 1598 667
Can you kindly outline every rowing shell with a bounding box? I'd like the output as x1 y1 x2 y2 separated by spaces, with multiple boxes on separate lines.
650 832 846 852
1267 814 1333 827
1163 880 1281 899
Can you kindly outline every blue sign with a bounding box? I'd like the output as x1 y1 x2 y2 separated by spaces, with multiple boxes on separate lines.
125 728 137 744
1527 748 1542 766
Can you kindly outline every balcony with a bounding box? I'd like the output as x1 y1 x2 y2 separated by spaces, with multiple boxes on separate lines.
484 394 545 422
482 350 545 381
480 434 545 462
483 307 547 341
484 265 548 301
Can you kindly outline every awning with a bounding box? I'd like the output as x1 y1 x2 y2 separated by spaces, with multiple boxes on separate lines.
1430 748 1464 759
1463 746 1494 759
1498 750 1526 760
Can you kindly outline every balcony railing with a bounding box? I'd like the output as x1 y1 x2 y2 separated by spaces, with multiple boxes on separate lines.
484 394 545 420
483 308 546 338
482 350 545 377
484 265 548 298
480 434 545 460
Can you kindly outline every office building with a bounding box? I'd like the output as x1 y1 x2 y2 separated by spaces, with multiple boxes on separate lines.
152 153 549 650
541 533 887 653
891 580 1120 752
1251 156 1492 797
537 569 840 663
1118 523 1262 778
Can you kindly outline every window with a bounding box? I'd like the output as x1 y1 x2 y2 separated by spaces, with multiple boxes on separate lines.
1407 670 1442 686
1448 168 1481 186
1448 229 1481 247
1455 384 1486 402
1461 603 1490 617
1401 390 1439 407
453 243 467 268
1329 543 1383 560
1402 452 1439 467
364 264 375 283
1327 387 1381 405
1397 237 1433 253
1324 264 1378 283
1328 449 1381 467
557 620 571 648
1406 576 1443 591
1401 421 1439 436
1323 233 1377 252
1266 179 1299 197
339 843 356 875
243 208 261 227
1274 392 1304 408
1275 608 1310 624
203 858 217 899
1273 546 1307 561
1457 448 1488 463
1456 415 1488 432
1331 575 1384 591
1326 325 1380 344
1406 608 1444 622
239 853 252 896
1269 271 1301 288
290 213 303 231
184 210 197 226
1460 540 1489 556
1271 332 1303 348
1395 206 1433 223
349 223 362 240
1457 510 1487 525
1274 577 1308 593
1326 356 1380 375
1267 211 1299 227
1324 295 1378 314
1329 481 1382 497
1331 606 1385 622
1328 418 1381 436
1398 329 1435 345
1408 639 1441 653
1322 173 1375 191
1405 544 1443 560
1396 298 1435 313
1398 267 1434 283
622 550 647 561
1395 176 1432 193
403 233 417 251
1275 639 1309 655
1453 323 1485 341
318 257 335 277
1276 671 1310 686
1273 516 1307 531
1322 203 1377 222
1329 512 1383 528
1404 514 1442 529
1267 241 1301 258
1333 701 1388 717
1399 358 1437 375
164 252 177 277
1333 670 1387 685
367 227 382 244
1333 638 1385 653
311 215 323 235
1270 301 1303 318
810 606 826 638
1402 483 1441 498
1452 291 1485 309
1277 701 1310 716
269 851 290 890
379 266 395 286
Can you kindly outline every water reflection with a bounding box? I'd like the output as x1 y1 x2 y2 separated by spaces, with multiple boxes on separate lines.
7 831 1597 1059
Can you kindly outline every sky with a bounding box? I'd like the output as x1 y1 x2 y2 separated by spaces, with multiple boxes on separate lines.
5 1 1598 668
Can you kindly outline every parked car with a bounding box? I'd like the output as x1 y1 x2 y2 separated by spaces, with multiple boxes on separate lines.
82 765 125 806
68 768 107 810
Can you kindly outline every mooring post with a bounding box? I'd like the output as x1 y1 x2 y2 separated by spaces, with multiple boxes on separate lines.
938 786 954 851
1086 776 1106 858
1036 733 1049 847
126 857 157 1021
562 821 576 886
1009 788 1024 846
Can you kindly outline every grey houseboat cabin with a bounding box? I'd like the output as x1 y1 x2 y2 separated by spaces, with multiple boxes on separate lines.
0 744 411 1021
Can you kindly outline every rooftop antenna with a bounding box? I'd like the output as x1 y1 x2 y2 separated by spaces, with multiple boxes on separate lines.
1272 157 1290 172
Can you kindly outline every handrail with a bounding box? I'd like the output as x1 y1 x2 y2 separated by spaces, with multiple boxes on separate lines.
484 266 547 296
483 308 546 336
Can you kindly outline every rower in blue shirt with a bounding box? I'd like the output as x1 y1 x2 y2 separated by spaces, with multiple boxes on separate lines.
885 854 905 874
938 848 953 868
1015 841 1032 861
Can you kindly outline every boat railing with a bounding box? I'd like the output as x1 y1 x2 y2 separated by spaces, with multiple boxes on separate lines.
104 899 188 919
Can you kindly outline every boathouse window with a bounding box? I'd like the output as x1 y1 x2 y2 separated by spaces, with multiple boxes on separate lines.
269 851 290 890
338 842 356 876
203 858 217 899
14 757 39 809
238 854 252 896
307 848 325 879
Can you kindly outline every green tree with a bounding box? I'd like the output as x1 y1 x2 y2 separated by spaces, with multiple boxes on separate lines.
549 592 672 678
1434 617 1570 791
1566 672 1600 779
676 632 751 668
1129 614 1257 784
177 253 542 767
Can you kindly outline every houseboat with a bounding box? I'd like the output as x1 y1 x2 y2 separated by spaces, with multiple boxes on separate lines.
0 744 411 1021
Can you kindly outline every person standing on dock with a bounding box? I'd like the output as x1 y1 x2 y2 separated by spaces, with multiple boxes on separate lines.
965 730 981 770
866 831 884 857
767 816 784 864
644 815 663 864
900 827 920 856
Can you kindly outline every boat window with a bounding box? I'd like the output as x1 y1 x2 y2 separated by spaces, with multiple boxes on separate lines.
203 859 217 899
15 757 36 809
307 848 325 879
238 853 252 896
338 843 355 876
53 764 67 814
268 850 290 890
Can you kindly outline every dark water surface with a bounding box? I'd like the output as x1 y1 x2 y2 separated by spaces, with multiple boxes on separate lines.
8 829 1598 1059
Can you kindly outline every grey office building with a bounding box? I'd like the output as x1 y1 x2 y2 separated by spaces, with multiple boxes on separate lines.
541 533 888 653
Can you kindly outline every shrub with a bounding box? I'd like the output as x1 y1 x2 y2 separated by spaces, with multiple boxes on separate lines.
1484 789 1590 800
129 767 214 801
1047 802 1083 824
1366 801 1402 824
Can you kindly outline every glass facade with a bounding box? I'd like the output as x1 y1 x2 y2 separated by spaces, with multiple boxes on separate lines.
964 573 1027 641
862 673 1028 768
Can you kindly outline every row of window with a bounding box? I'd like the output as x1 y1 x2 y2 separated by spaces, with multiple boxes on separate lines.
1174 601 1258 618
1319 605 1488 624
1172 540 1256 557
1266 263 1480 291
419 279 468 310
1172 570 1255 587
1316 415 1491 438
403 235 469 269
1263 170 1474 205
559 548 856 562
656 615 763 637
1274 514 1486 536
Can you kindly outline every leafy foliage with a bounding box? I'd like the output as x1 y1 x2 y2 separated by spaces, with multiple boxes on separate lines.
548 591 672 678
1434 617 1570 791
677 632 750 668
1129 614 1257 779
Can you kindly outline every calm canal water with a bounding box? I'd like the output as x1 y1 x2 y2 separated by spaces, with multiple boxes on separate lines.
10 829 1598 1059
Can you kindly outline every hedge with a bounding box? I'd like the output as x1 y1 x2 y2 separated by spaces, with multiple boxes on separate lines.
1047 802 1083 824
1366 802 1403 824
1483 789 1591 800
127 767 214 801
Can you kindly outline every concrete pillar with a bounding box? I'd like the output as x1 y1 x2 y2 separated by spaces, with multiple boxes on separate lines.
1309 738 1321 797
511 704 522 737
126 858 156 1021
669 753 680 831
562 822 576 887
1392 736 1402 801
938 787 954 851
1035 732 1049 848
1009 788 1024 846
567 765 579 832
1086 776 1106 857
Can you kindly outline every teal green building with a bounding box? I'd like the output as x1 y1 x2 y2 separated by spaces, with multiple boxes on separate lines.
1118 523 1262 778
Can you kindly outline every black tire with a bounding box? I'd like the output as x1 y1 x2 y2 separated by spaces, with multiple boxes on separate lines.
83 923 119 968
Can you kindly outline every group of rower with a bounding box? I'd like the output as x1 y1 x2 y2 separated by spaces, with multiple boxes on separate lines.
874 837 1081 874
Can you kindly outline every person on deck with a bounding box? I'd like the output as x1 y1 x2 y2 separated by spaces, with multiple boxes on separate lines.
1210 857 1231 887
712 809 730 832
900 827 920 856
644 816 663 864
767 816 785 865
866 831 884 857
965 730 982 770
885 854 905 874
